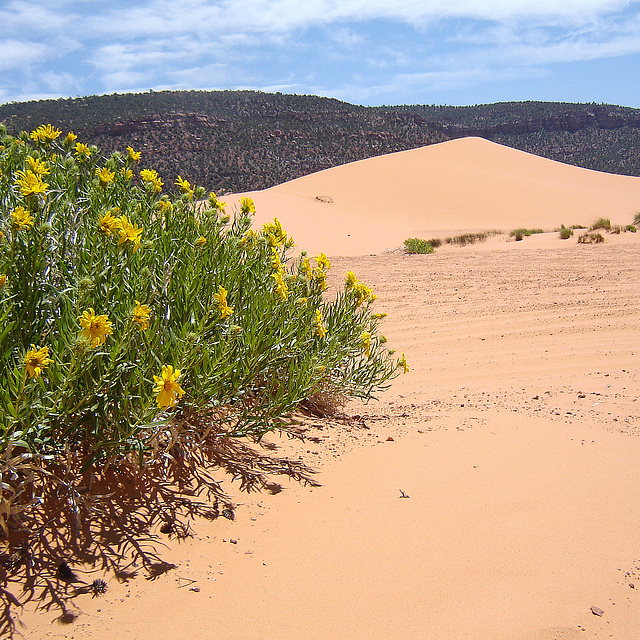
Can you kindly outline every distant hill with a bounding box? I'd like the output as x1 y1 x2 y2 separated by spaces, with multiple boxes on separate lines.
1 91 639 193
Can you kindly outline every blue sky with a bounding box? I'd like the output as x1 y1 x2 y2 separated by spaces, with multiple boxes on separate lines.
1 0 640 107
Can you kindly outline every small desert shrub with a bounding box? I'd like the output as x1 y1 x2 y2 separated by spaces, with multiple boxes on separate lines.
404 238 435 254
445 232 493 246
559 226 573 239
0 123 405 534
590 217 611 231
510 228 544 241
626 224 637 233
569 224 587 230
577 231 605 244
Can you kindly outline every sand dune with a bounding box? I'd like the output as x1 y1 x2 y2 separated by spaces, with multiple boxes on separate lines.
227 137 640 256
17 139 640 639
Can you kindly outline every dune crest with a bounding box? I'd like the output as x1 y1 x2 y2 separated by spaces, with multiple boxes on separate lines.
228 137 640 256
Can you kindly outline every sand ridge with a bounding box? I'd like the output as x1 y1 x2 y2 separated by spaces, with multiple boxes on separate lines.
225 137 640 256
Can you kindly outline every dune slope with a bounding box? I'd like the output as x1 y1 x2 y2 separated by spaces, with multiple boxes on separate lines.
228 137 640 256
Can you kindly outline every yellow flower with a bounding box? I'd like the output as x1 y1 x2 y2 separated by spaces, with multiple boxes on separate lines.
121 167 133 181
315 252 331 271
78 308 113 348
213 285 234 319
96 166 115 186
315 309 327 339
126 145 141 163
296 297 307 306
313 268 328 292
397 353 409 374
98 209 119 236
175 175 194 198
115 215 143 251
64 131 77 145
241 229 258 246
360 331 371 357
272 270 289 301
15 170 48 197
0 274 6 288
26 156 50 176
240 196 256 215
156 198 173 214
352 281 376 307
140 168 163 193
153 365 185 408
262 218 287 247
196 236 207 247
24 344 53 379
271 248 284 272
74 142 92 159
345 271 358 289
373 312 388 319
300 256 312 278
29 124 62 143
11 206 34 230
132 300 151 331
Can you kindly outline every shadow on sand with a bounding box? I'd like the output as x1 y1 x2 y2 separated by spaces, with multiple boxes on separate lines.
0 425 320 636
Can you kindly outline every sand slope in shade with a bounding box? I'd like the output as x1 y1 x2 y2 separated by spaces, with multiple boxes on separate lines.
227 137 640 256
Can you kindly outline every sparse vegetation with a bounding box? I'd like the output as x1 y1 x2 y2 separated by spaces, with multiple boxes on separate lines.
577 231 605 244
404 238 435 254
559 226 573 239
510 228 544 241
445 231 500 246
590 217 612 231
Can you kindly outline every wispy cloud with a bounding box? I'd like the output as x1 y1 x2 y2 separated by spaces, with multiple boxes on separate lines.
0 0 639 105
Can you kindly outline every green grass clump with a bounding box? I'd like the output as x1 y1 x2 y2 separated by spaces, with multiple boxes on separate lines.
510 228 544 241
404 238 435 254
626 224 637 233
559 225 573 239
0 123 405 534
590 217 611 231
445 232 494 246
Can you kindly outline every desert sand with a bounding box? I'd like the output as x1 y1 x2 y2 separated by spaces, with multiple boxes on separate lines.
17 139 640 639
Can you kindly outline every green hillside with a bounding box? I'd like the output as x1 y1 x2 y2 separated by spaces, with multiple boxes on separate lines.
1 91 639 193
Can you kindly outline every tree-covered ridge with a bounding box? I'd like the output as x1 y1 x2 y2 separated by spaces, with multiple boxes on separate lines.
1 91 639 192
0 91 446 193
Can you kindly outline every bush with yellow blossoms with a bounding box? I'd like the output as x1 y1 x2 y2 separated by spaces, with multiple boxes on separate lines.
0 122 402 536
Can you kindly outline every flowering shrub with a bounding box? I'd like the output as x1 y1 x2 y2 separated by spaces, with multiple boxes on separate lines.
0 123 404 532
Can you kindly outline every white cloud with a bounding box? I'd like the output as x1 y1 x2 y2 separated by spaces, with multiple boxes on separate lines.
0 40 50 70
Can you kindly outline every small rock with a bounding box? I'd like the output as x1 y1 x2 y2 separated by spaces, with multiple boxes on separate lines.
386 436 394 442
230 539 238 544
630 583 635 589
189 586 200 592
590 605 604 616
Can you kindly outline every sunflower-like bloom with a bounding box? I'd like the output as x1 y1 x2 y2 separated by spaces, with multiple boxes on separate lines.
213 286 234 319
96 167 115 186
29 124 62 143
24 345 53 379
116 215 143 251
271 248 284 272
0 274 6 288
300 256 312 278
272 270 289 301
175 175 194 199
156 198 173 214
153 365 185 408
372 312 388 319
240 196 256 215
313 268 328 292
352 281 377 307
397 353 409 374
315 252 331 271
345 271 358 289
196 236 207 247
121 167 133 181
132 300 151 331
315 309 327 339
98 209 119 236
360 331 371 357
140 168 163 193
78 308 113 348
64 131 77 145
15 170 48 197
126 145 141 163
11 206 34 230
26 156 50 176
262 218 287 247
74 142 92 159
